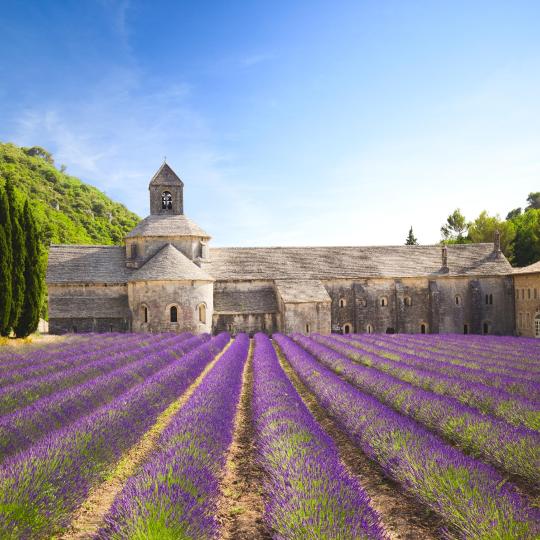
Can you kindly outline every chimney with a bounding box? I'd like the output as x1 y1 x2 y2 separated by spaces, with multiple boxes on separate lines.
441 245 449 272
493 230 501 258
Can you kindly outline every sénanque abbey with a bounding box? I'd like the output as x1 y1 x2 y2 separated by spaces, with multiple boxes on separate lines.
47 164 516 336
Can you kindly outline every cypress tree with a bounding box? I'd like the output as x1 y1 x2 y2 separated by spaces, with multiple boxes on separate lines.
5 179 25 330
0 184 13 336
14 201 43 337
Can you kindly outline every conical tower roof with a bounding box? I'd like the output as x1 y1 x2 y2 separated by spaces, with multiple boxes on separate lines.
130 243 213 282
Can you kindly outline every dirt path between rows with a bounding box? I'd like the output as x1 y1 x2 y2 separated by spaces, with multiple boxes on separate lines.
61 338 233 540
217 340 272 540
275 343 443 540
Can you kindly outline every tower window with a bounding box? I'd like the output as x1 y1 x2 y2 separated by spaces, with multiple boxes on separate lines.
339 298 346 308
170 306 178 323
198 303 206 324
161 191 173 210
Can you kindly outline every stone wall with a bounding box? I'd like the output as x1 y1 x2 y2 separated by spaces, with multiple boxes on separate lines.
514 273 540 337
279 301 331 335
128 279 213 334
322 276 515 335
212 312 278 336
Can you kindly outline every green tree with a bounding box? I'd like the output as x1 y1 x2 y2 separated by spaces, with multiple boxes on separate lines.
14 201 43 337
506 207 522 220
526 192 540 210
6 178 26 330
405 226 418 245
0 185 12 336
511 209 540 267
441 209 470 243
468 211 515 258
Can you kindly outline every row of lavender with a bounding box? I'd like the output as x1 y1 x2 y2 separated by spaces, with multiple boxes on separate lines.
0 333 229 537
324 335 540 430
275 334 540 539
293 334 540 485
361 333 540 377
99 333 387 539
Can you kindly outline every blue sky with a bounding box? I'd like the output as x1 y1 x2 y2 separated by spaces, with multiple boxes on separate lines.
1 1 539 246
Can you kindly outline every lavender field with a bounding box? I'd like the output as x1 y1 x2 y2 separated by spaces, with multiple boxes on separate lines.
0 333 538 539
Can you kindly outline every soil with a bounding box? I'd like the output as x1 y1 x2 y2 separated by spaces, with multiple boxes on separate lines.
274 343 444 540
217 341 272 540
60 339 233 540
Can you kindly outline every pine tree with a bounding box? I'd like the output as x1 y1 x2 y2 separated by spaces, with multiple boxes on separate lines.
5 179 25 330
0 184 13 336
405 226 418 245
14 201 43 337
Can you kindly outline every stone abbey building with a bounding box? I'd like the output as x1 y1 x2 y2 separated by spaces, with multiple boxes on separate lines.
47 164 516 336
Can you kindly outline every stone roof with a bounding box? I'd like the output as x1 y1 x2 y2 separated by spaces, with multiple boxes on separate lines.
513 260 540 274
47 245 131 284
49 296 129 318
214 287 278 314
275 280 331 303
209 244 513 280
126 214 210 239
130 243 213 282
149 163 184 187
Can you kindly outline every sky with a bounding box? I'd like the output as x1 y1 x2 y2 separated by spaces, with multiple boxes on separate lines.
1 1 539 247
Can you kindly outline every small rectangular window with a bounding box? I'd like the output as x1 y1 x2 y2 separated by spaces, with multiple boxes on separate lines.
463 324 469 335
528 289 531 300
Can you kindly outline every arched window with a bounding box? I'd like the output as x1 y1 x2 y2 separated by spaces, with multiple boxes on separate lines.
483 322 490 335
463 323 469 335
366 324 373 334
420 323 427 334
198 303 206 324
170 305 178 323
380 297 388 307
161 191 173 210
343 323 351 334
339 298 346 308
455 295 462 306
404 296 412 307
535 314 540 337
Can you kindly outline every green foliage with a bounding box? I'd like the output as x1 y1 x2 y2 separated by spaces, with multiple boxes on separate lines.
510 209 540 267
405 226 418 245
440 209 470 243
5 178 25 330
0 142 140 247
0 185 12 336
506 207 522 220
14 201 45 338
525 192 540 210
468 211 515 258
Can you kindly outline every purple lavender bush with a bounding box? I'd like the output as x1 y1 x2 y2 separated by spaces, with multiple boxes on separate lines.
275 334 540 540
98 333 249 540
253 333 387 539
0 333 229 538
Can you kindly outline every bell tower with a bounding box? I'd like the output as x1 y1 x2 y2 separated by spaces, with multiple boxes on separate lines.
149 162 184 215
